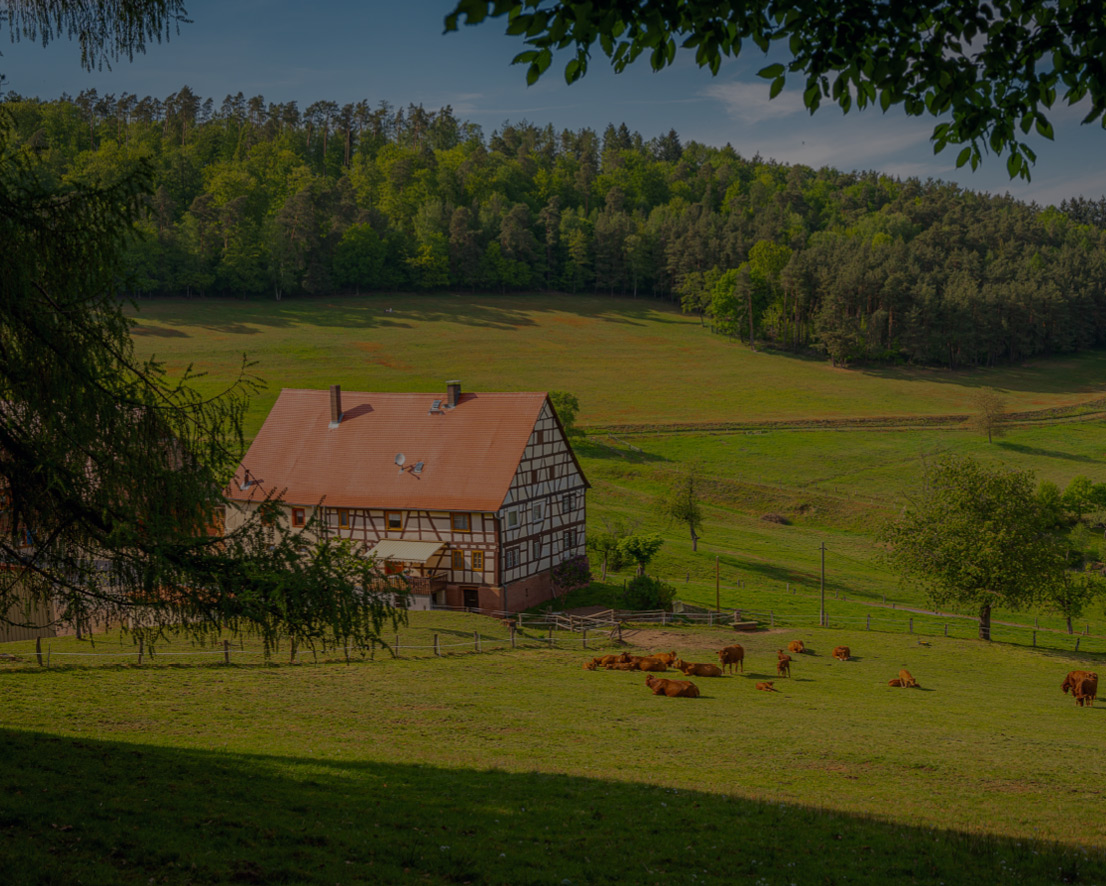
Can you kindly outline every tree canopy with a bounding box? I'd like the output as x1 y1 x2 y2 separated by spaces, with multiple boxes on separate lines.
445 0 1106 180
880 455 1069 640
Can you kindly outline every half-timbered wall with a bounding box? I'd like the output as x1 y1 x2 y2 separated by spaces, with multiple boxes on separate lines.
497 400 587 586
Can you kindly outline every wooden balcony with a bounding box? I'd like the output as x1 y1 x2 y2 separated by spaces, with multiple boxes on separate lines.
407 574 448 596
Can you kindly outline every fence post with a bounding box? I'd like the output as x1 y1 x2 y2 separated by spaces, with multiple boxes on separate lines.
909 618 913 634
35 637 42 667
434 634 440 657
1086 624 1091 636
475 631 481 653
395 632 400 658
138 637 144 665
662 611 667 627
290 637 297 664
517 612 524 629
866 614 871 631
510 626 516 649
1032 631 1036 647
1075 637 1081 652
583 629 588 650
1035 617 1039 629
944 623 949 638
223 639 230 665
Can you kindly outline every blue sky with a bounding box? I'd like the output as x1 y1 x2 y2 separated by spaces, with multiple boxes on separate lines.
3 1 1104 206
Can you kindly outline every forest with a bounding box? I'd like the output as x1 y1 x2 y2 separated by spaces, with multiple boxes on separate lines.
5 86 1106 368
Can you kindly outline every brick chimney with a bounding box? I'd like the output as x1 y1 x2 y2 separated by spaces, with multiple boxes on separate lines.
446 380 462 408
329 384 343 428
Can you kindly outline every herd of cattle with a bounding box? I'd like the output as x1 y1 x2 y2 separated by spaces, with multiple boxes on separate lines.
583 638 1099 706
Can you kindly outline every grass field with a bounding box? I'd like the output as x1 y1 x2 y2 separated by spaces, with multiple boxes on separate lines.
4 291 1095 882
127 294 1106 436
3 612 1106 884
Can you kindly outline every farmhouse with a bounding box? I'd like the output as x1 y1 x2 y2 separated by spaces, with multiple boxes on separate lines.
225 382 588 612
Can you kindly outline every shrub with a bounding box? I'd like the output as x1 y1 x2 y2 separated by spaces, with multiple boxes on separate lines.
622 575 676 611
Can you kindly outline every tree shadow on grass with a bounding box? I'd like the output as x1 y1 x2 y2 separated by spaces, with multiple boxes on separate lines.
995 441 1100 463
0 728 1099 886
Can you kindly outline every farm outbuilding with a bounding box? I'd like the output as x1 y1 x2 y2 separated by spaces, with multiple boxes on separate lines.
226 381 588 612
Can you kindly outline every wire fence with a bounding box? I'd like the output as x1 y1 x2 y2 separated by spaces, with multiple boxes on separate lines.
4 597 1105 669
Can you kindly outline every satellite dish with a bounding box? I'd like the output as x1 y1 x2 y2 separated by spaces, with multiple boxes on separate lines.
395 453 406 467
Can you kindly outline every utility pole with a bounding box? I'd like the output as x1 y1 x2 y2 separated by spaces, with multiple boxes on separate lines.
819 542 826 627
715 555 720 613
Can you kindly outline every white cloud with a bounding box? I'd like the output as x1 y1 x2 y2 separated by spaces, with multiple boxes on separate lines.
703 81 805 124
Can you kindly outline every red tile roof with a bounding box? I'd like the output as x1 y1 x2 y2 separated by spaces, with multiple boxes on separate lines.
228 388 550 512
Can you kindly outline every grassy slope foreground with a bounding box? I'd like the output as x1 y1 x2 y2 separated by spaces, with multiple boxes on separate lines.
2 613 1106 884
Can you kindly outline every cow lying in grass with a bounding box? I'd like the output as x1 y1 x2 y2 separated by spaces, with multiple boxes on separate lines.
788 640 806 654
650 651 678 666
584 653 630 670
832 646 851 661
717 645 745 674
887 678 903 687
756 682 779 692
673 659 723 678
645 675 700 698
604 661 638 670
1063 670 1099 706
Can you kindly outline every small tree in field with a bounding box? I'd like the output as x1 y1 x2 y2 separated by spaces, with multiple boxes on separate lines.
881 455 1067 641
661 465 704 551
549 390 584 438
1049 571 1103 635
970 388 1007 443
587 516 634 580
618 533 664 578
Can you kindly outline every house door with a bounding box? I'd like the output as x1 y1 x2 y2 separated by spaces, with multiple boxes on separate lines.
462 587 479 610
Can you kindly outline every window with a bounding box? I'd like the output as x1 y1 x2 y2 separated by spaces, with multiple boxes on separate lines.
561 492 574 514
532 502 543 523
291 507 305 527
506 509 519 529
386 511 403 531
533 538 542 559
536 429 545 444
506 547 519 569
452 550 465 570
451 512 471 532
562 529 575 552
472 551 484 571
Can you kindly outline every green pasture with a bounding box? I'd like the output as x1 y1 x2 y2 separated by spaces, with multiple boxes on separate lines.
577 420 1106 632
3 611 1106 884
126 293 1106 436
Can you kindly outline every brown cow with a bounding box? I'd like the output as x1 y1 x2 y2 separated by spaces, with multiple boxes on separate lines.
1073 673 1099 707
645 675 700 698
632 654 663 672
1062 670 1094 698
887 678 903 687
674 659 723 678
650 651 678 666
583 659 598 670
597 653 630 666
717 645 745 674
898 669 919 688
604 661 638 670
776 657 791 678
832 646 851 661
788 640 806 655
756 681 779 692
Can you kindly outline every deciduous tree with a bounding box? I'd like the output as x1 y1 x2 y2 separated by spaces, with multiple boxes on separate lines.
881 455 1067 641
